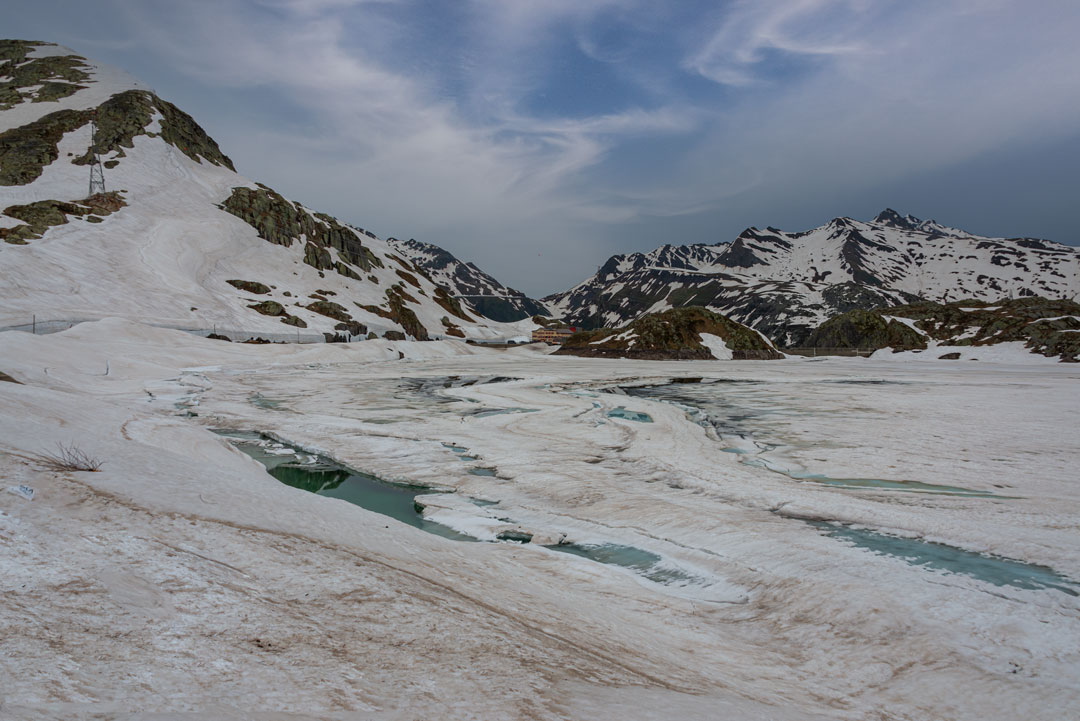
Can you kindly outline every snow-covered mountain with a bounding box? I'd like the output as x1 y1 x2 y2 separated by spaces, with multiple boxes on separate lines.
0 40 524 342
543 209 1080 346
388 237 549 322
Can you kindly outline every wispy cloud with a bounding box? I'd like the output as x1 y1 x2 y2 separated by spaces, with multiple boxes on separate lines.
17 0 1078 293
685 0 871 86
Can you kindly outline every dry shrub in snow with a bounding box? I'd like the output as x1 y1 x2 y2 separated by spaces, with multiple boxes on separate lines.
33 442 104 472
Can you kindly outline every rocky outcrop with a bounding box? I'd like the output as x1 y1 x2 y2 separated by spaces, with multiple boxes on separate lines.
802 297 1080 361
219 185 382 281
74 90 234 170
226 279 271 295
556 307 781 360
0 87 233 187
1 192 126 244
888 297 1080 362
0 107 90 185
385 287 428 340
305 300 353 323
0 40 91 111
804 309 927 351
248 300 306 328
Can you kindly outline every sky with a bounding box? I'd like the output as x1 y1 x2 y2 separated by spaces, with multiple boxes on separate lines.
7 0 1080 296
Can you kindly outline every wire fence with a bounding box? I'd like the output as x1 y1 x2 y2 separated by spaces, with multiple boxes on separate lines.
784 347 877 357
0 317 509 345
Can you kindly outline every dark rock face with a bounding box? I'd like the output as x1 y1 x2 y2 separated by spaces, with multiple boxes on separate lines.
305 300 352 322
556 306 781 361
804 309 927 351
0 86 233 187
226 279 271 295
496 530 534 543
281 314 307 328
388 237 549 322
0 107 89 185
717 233 769 268
433 286 474 322
1 191 126 243
76 90 234 170
220 185 382 282
385 287 428 340
799 297 1080 361
248 300 286 317
939 352 961 359
0 41 91 111
887 297 1080 362
334 321 367 336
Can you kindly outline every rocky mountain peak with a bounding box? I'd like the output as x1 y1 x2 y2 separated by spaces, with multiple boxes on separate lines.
544 208 1079 347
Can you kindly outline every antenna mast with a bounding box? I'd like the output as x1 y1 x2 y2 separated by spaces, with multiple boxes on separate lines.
88 114 106 196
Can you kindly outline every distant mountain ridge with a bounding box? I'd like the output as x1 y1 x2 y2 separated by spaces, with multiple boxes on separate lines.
544 209 1079 346
388 237 549 322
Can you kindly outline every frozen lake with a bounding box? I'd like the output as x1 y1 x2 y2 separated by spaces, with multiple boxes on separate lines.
3 323 1079 719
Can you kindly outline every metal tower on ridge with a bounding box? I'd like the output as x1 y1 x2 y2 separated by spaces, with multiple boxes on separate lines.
88 114 106 196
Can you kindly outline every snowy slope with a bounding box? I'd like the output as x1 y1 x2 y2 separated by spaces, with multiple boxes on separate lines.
0 40 523 342
388 237 549 322
546 209 1080 346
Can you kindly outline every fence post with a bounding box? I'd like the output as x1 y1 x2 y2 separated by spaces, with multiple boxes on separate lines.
32 314 36 334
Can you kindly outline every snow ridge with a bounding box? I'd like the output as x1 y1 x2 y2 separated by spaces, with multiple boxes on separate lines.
545 210 1079 346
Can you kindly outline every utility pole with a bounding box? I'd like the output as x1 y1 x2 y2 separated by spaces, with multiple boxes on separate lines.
88 114 106 196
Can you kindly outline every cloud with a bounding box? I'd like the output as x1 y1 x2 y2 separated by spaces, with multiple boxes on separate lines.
115 0 699 250
684 0 871 86
674 0 1080 210
36 0 1078 295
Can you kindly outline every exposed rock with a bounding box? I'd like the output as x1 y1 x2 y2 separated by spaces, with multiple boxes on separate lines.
395 268 422 288
388 236 549 322
0 107 91 185
0 41 92 111
1 86 233 187
226 279 271 295
532 315 569 329
1 192 126 243
281 314 307 328
219 185 380 278
74 89 234 170
888 297 1080 362
385 287 429 340
804 309 927 351
334 321 367 336
433 287 474 322
496 529 534 543
306 300 352 323
441 316 465 338
938 352 961 360
556 307 781 360
248 300 286 317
